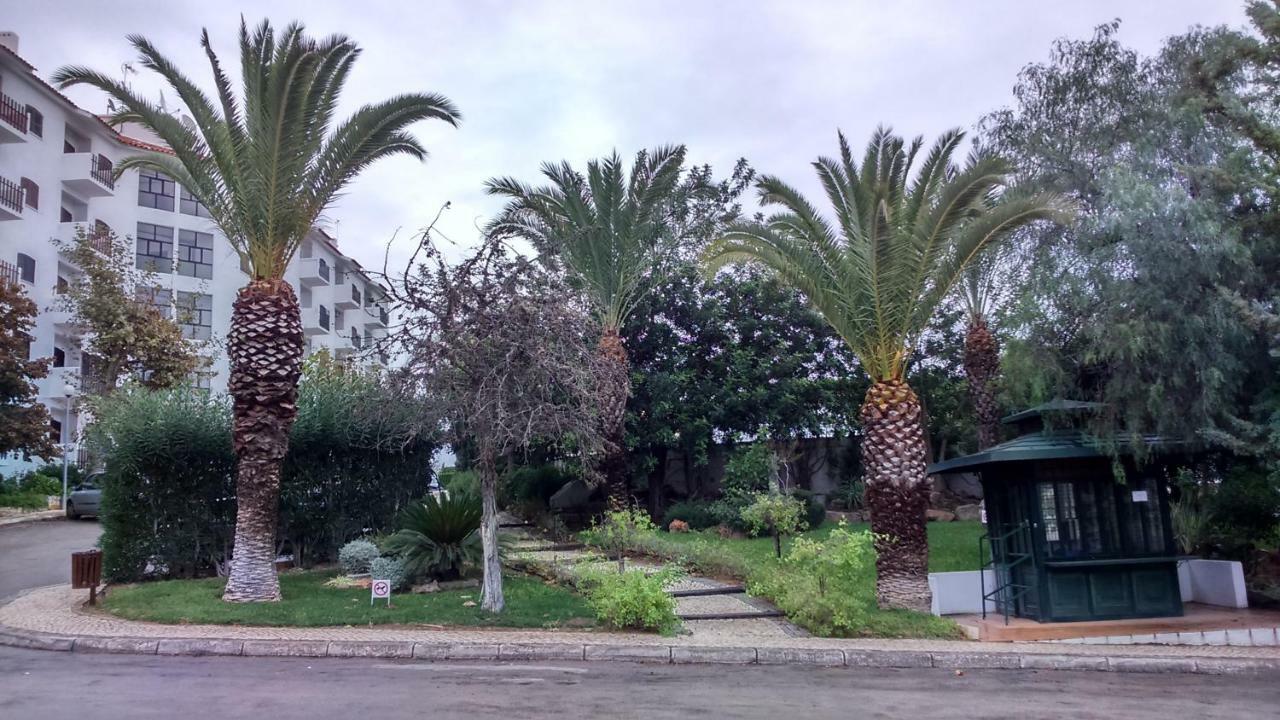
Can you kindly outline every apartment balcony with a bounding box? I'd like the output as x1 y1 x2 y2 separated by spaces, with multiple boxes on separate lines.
56 222 112 261
0 260 18 287
47 307 83 337
333 278 362 310
42 367 82 404
0 93 27 143
302 303 331 336
298 257 331 287
61 153 115 198
0 176 24 220
362 303 389 329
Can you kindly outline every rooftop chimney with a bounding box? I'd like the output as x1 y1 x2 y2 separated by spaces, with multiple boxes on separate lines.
0 32 19 55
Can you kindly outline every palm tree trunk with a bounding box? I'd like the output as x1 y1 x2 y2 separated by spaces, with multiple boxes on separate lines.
860 378 932 612
598 327 631 507
478 441 504 613
222 280 304 603
963 314 1001 450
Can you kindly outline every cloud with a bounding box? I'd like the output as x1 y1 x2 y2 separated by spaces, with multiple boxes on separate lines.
7 0 1247 276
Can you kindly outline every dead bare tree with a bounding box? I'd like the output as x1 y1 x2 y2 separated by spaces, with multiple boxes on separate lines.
389 228 602 612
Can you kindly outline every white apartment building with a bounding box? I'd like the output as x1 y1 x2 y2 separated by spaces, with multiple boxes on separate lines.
0 34 391 477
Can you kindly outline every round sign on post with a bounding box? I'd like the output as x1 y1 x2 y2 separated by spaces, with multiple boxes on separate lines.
371 579 391 606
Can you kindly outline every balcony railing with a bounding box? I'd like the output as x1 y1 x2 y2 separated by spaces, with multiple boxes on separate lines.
0 260 18 287
0 176 23 213
90 154 115 189
0 93 27 134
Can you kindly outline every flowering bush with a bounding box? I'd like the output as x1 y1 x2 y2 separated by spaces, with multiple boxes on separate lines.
668 519 690 533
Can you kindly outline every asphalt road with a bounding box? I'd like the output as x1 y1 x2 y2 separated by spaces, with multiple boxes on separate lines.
0 518 101 601
0 645 1276 720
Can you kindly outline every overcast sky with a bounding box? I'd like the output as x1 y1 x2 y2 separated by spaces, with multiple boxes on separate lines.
6 1 1250 273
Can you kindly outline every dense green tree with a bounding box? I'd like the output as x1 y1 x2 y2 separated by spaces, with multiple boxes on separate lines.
980 21 1278 458
623 263 864 509
56 20 459 601
0 279 56 462
704 128 1069 611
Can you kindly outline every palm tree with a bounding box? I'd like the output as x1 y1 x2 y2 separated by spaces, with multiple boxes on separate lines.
484 147 686 505
54 20 460 602
704 128 1071 611
958 247 1018 450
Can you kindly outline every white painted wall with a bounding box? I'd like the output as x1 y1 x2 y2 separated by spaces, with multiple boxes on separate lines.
1178 559 1248 609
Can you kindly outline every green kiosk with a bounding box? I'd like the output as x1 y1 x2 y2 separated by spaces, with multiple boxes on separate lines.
929 401 1186 623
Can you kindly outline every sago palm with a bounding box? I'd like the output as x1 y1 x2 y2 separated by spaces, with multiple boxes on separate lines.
54 20 460 601
484 147 686 505
704 128 1071 611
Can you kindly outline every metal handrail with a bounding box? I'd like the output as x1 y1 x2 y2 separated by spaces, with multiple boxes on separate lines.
979 520 1033 625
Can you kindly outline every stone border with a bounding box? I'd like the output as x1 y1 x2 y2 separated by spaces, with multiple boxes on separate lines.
2 625 1276 675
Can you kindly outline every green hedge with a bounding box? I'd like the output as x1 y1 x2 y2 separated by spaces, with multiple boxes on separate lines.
92 361 439 582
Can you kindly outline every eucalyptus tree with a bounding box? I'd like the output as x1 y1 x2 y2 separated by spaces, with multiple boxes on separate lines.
704 128 1071 610
485 147 686 505
54 20 460 601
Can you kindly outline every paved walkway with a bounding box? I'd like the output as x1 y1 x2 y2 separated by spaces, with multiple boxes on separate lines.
4 584 1280 662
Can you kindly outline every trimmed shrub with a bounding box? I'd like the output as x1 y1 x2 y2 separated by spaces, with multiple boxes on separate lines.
438 467 479 496
503 464 574 506
0 491 47 510
338 539 380 575
581 567 681 634
91 360 440 582
661 499 717 530
369 555 408 591
746 525 876 636
792 489 829 529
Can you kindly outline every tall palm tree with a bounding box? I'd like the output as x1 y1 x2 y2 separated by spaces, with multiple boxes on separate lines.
958 247 1018 450
484 147 686 505
704 128 1071 611
54 20 460 602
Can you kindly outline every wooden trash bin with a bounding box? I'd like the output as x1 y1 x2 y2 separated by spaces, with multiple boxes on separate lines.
71 549 103 605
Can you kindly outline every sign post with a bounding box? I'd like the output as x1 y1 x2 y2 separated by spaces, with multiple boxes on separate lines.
371 578 391 607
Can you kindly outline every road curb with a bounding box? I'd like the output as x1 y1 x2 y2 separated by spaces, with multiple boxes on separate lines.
0 511 65 528
1 624 1277 674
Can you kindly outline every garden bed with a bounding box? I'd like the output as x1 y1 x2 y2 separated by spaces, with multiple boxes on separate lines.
584 521 985 639
101 570 594 629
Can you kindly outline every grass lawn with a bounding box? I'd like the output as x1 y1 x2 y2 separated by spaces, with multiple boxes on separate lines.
657 520 986 573
102 570 594 629
592 521 986 640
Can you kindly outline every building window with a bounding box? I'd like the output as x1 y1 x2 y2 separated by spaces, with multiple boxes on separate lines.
179 187 212 218
19 177 37 209
190 371 214 393
56 275 68 295
136 223 174 273
25 106 42 137
52 347 66 368
16 253 35 283
177 229 214 279
60 207 72 222
137 169 175 211
50 419 63 444
177 292 213 341
137 287 173 319
351 328 361 349
319 304 330 331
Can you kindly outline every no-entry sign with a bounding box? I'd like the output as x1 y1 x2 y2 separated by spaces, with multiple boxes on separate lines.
371 578 391 606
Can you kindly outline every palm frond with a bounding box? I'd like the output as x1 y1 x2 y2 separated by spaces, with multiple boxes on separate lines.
54 19 459 280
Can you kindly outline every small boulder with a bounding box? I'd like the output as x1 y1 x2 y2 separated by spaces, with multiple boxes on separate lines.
954 504 982 522
411 580 441 594
926 509 957 522
549 478 593 510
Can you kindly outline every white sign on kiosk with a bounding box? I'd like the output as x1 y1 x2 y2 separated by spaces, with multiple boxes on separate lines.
371 578 392 606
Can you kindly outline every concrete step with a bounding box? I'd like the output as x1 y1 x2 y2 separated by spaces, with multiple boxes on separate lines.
669 586 746 598
677 610 787 621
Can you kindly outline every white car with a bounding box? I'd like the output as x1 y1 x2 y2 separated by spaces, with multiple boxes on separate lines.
65 475 102 520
